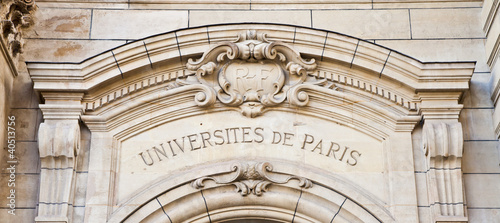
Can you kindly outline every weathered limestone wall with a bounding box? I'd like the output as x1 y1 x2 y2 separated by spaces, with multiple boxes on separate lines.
1 0 499 222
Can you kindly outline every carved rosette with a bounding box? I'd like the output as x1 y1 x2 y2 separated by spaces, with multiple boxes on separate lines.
186 30 317 118
192 162 313 196
1 0 36 58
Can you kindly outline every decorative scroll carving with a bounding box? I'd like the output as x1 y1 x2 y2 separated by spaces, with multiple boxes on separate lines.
423 122 467 222
192 162 313 196
0 0 36 58
186 30 317 117
36 121 80 223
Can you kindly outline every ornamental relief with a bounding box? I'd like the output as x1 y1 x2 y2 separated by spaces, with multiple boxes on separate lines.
191 161 313 196
186 30 319 118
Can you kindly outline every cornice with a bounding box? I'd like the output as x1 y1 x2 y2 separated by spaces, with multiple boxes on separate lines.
27 24 474 93
34 0 482 9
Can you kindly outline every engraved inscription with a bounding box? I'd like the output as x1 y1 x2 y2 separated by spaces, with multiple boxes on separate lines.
137 127 362 167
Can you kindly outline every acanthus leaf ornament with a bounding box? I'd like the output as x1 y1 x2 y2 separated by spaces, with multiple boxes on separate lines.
186 30 317 118
191 162 313 196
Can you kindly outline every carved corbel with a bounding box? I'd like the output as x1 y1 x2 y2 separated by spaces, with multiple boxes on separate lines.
35 93 83 223
36 122 80 223
185 30 318 118
192 162 312 196
423 122 467 222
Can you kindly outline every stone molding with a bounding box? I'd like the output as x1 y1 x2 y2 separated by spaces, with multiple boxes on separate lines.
191 161 313 196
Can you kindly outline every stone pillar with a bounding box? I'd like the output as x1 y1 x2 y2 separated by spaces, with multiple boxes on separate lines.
35 93 83 223
420 92 468 223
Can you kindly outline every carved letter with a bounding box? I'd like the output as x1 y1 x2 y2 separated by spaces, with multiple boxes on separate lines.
272 131 282 144
254 127 264 143
187 134 202 150
347 150 361 166
301 134 314 149
241 127 253 143
214 129 225 145
139 150 154 166
199 132 213 148
283 132 294 146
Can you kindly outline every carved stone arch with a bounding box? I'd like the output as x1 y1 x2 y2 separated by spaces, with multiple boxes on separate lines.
107 160 393 223
28 24 473 223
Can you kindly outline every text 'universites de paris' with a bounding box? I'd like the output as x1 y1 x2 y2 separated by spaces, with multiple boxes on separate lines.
138 127 361 167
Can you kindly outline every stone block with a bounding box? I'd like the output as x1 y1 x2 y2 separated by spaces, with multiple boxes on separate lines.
130 0 250 9
25 8 91 39
415 172 429 206
23 39 126 63
8 108 39 141
36 1 128 9
0 174 39 208
373 0 482 9
468 208 500 222
462 72 494 108
251 0 372 9
91 10 188 40
74 172 88 206
0 208 36 222
0 142 39 174
410 8 484 39
464 174 500 208
10 72 36 109
463 141 500 174
189 10 311 28
72 206 86 223
460 108 496 141
375 39 490 73
312 10 411 39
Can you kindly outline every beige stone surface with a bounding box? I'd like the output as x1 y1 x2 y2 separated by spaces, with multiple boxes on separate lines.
373 0 482 9
91 10 188 39
468 209 500 222
463 141 500 173
0 174 39 207
9 72 38 109
464 174 500 208
117 111 385 203
462 72 494 108
25 8 91 39
410 8 484 39
312 10 411 39
0 208 37 223
376 39 490 72
0 142 39 174
23 39 126 63
460 109 497 140
9 109 40 141
189 10 311 28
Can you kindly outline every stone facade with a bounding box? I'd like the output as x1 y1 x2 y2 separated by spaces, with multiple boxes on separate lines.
1 0 499 222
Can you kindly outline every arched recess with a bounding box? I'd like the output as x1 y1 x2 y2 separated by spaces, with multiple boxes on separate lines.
28 24 473 223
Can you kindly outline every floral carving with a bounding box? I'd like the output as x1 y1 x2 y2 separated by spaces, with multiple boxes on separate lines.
191 162 313 196
1 0 36 58
186 30 317 118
